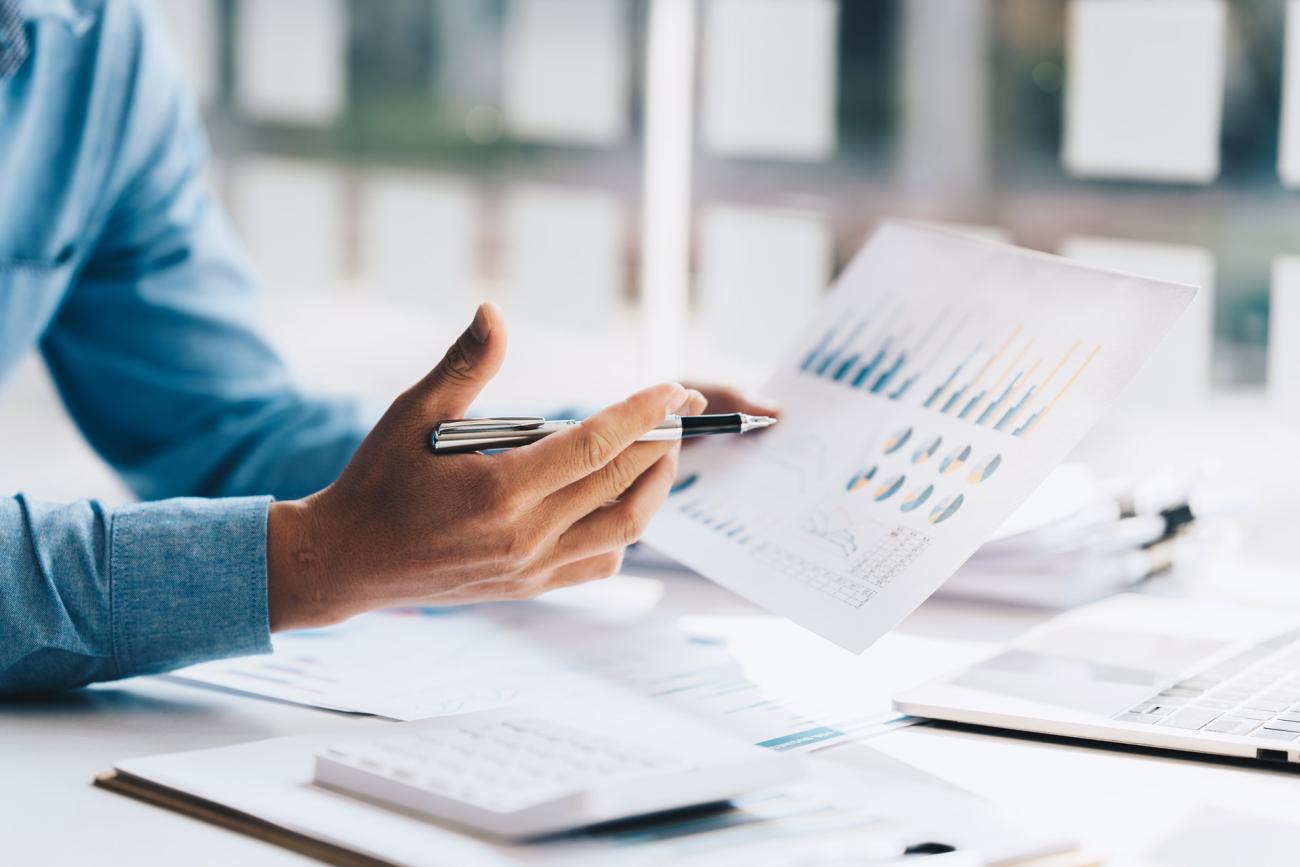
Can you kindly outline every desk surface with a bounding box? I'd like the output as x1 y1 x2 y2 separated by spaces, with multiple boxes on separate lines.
6 570 1300 867
6 397 1300 864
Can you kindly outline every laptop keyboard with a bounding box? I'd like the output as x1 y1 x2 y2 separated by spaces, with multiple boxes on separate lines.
1113 628 1300 742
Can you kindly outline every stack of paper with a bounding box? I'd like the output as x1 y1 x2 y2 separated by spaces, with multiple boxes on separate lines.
939 464 1201 608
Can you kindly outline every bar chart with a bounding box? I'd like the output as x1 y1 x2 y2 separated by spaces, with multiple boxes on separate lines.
797 305 1102 441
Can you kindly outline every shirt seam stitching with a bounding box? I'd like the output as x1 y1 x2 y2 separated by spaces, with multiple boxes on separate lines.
108 510 127 679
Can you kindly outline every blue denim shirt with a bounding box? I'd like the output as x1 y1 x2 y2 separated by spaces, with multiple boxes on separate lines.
0 0 368 693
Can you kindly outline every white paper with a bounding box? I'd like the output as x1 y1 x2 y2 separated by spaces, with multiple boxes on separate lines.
697 205 833 362
502 0 630 146
645 223 1196 651
499 185 626 328
172 588 982 751
154 0 219 107
1059 235 1214 408
228 158 347 291
1063 0 1226 183
235 0 347 125
913 221 1011 246
701 0 838 160
360 173 481 309
1281 1 1300 186
1270 256 1300 421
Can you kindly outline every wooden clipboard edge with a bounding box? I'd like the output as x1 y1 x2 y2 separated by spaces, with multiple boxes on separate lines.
93 770 1097 867
94 770 394 867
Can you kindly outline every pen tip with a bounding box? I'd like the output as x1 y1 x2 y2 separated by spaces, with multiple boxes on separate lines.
741 414 778 432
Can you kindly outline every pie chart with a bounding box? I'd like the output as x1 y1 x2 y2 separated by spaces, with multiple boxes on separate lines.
968 453 1002 484
939 444 971 475
882 426 912 455
911 435 942 465
846 466 877 492
874 473 905 501
929 493 964 524
900 484 933 512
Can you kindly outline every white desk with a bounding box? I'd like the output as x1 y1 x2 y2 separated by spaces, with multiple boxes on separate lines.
5 393 1300 864
6 570 1300 867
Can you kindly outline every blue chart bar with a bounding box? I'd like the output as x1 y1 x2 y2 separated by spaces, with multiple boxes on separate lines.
957 390 986 420
815 348 839 376
813 320 866 376
1012 411 1040 438
833 354 860 382
925 363 963 408
801 327 837 372
996 385 1036 431
799 309 1002 411
975 371 1022 426
851 345 889 387
940 384 966 414
890 373 919 400
925 343 981 410
869 352 907 394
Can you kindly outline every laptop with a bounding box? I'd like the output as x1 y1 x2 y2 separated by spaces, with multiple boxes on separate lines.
894 593 1300 765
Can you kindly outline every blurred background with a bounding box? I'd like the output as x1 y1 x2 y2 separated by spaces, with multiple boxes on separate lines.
3 0 1299 576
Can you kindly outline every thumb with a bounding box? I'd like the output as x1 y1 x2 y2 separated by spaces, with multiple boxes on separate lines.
408 302 507 419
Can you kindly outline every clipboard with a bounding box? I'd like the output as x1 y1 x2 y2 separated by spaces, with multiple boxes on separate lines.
94 770 392 867
95 768 1095 867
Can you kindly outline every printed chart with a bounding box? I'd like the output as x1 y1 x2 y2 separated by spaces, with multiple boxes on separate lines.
799 311 1102 441
646 223 1195 652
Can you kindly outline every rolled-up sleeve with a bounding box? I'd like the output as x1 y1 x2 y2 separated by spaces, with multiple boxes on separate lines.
109 497 271 678
0 1 366 694
0 495 272 695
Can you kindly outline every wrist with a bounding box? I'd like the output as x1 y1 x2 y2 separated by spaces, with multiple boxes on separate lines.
267 498 338 631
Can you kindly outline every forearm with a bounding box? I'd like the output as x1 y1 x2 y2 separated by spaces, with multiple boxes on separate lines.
0 494 272 695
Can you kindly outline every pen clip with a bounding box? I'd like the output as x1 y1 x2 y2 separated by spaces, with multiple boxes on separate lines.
434 417 547 435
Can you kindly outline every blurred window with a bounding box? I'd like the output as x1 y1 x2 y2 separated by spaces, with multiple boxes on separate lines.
154 0 1295 399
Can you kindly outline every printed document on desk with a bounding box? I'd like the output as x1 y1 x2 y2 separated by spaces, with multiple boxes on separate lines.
168 592 980 751
645 223 1196 651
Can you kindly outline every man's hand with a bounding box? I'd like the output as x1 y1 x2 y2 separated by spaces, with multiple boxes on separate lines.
266 303 705 631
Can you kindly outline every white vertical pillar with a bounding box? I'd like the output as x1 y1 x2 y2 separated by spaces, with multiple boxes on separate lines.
899 0 992 195
639 0 696 381
1270 256 1300 422
1280 0 1300 186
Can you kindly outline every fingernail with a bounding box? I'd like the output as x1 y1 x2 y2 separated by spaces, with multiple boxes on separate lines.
676 389 705 413
469 303 494 343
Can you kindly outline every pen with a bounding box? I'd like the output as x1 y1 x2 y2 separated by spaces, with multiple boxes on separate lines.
430 413 777 455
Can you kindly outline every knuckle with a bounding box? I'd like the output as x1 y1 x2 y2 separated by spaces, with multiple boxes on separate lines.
601 455 640 501
436 339 475 386
505 526 543 567
579 426 617 473
477 472 522 521
512 575 547 600
617 507 646 546
493 488 527 523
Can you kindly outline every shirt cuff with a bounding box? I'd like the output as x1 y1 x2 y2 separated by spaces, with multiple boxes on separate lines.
109 496 273 678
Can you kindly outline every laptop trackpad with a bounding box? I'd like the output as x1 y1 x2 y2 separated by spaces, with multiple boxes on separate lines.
952 626 1229 714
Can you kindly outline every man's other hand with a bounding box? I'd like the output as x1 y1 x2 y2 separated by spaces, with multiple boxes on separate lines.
678 381 780 447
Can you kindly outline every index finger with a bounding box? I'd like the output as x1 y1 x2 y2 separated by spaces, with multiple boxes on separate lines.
503 382 687 495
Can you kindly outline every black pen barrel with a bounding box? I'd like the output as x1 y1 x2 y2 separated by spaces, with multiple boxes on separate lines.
679 413 743 438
